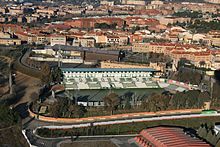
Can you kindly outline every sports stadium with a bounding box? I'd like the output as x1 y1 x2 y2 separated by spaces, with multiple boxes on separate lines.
60 68 195 107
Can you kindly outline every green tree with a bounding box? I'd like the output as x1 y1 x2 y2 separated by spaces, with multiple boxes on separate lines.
185 90 200 108
51 67 62 83
198 92 210 108
103 92 120 115
171 92 187 109
142 93 171 112
206 130 215 145
124 99 131 110
40 63 51 84
131 26 140 34
0 104 19 128
214 132 220 145
198 124 208 139
68 104 87 118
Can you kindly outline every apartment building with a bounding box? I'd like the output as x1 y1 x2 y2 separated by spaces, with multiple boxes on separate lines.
107 35 120 45
50 35 66 46
205 0 220 4
0 38 21 45
15 31 35 44
80 37 96 47
132 43 175 53
64 17 125 29
208 31 220 47
36 9 55 15
100 60 165 72
159 17 191 25
100 0 114 6
122 0 146 5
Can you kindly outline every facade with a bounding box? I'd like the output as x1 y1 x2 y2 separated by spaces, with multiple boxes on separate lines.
64 17 125 29
100 61 165 72
107 35 120 45
132 43 175 53
80 37 96 47
50 36 66 46
100 0 114 6
159 17 191 25
0 38 21 45
122 0 146 5
208 31 220 47
205 0 220 4
32 47 81 57
36 9 55 15
62 68 159 90
132 42 214 68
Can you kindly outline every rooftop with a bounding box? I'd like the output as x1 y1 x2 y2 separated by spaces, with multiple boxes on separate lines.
61 68 157 72
135 126 211 147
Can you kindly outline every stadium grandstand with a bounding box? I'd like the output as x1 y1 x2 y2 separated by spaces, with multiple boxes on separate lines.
61 68 159 90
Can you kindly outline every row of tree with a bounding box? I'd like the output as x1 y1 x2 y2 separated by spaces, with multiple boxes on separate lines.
173 10 203 18
95 89 210 116
50 97 87 118
174 68 203 85
47 89 210 118
141 90 210 112
197 124 220 146
94 23 117 29
40 63 63 84
173 19 220 33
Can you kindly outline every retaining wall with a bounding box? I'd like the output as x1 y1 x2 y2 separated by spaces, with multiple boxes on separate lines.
29 108 203 124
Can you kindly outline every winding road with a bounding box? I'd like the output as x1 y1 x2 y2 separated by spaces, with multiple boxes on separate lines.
22 109 220 147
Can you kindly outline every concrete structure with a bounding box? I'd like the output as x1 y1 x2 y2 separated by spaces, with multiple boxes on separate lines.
62 68 159 90
214 124 220 134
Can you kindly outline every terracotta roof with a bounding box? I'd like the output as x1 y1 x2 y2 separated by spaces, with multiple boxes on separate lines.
135 127 211 147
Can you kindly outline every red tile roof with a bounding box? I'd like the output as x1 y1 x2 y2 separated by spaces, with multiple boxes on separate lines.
135 127 211 147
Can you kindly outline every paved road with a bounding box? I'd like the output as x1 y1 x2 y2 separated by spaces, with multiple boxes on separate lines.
34 113 220 130
23 111 220 147
20 49 40 71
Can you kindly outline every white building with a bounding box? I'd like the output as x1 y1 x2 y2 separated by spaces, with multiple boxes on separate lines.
50 35 66 46
62 68 159 90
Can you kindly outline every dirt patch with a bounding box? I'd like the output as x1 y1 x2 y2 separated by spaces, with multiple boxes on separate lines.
0 125 29 147
14 71 41 106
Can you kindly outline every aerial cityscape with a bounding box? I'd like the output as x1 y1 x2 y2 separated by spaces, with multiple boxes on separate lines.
0 0 220 146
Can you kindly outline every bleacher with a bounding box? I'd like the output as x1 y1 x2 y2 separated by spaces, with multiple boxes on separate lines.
64 76 159 90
